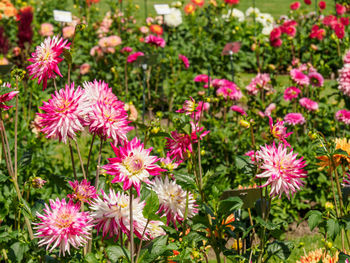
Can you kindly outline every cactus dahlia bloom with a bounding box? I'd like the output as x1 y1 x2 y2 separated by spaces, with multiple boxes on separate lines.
82 80 118 106
284 113 306 126
296 248 339 263
0 83 19 111
338 64 350 97
38 83 86 143
299 97 319 111
269 116 293 146
151 177 198 227
90 189 148 240
34 198 93 256
27 35 70 90
290 69 310 86
336 109 350 125
103 137 163 196
147 220 166 239
283 86 301 101
256 143 307 198
67 179 98 204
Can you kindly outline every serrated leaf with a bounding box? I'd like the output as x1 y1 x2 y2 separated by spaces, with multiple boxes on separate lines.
327 219 340 240
173 172 196 190
143 190 159 220
266 241 293 260
9 242 28 262
255 216 279 230
85 253 98 263
307 210 323 231
218 196 243 216
106 246 126 261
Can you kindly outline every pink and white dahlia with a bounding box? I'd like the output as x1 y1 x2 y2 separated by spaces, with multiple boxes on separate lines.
246 73 272 95
176 97 196 115
230 105 247 116
82 80 118 107
67 179 98 204
160 155 181 171
283 86 300 101
256 143 307 198
290 69 309 86
0 83 19 111
299 97 318 111
191 101 210 120
245 150 256 163
284 113 306 126
269 116 292 146
179 54 189 69
90 189 148 240
338 64 350 97
38 83 86 143
27 35 70 90
147 220 166 239
127 51 144 63
151 177 198 227
145 35 166 48
336 109 350 125
103 137 163 196
308 72 324 87
344 49 350 64
34 198 93 256
264 103 276 117
216 83 242 101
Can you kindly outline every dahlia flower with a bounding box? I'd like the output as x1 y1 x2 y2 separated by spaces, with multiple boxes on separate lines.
39 23 54 37
256 143 307 198
245 150 256 163
127 51 144 63
121 46 133 53
176 97 196 115
82 80 118 107
216 83 242 101
317 138 350 169
296 248 339 263
222 8 245 22
151 177 198 227
309 72 324 87
299 97 318 111
145 35 166 48
194 74 210 83
336 109 350 125
283 86 301 101
147 220 166 239
284 113 306 126
62 26 75 39
290 1 301 10
103 137 163 196
0 83 19 111
34 198 93 256
269 116 292 146
338 64 350 97
164 8 182 27
88 102 132 144
179 54 189 69
90 189 148 240
80 63 90 75
191 101 210 120
67 179 98 204
230 105 247 116
38 83 86 143
290 69 309 86
344 49 350 64
27 35 70 90
264 103 276 117
150 24 163 36
160 155 181 171
246 73 272 95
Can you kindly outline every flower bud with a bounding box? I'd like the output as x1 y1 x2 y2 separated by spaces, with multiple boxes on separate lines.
239 120 250 129
325 201 334 210
31 177 47 189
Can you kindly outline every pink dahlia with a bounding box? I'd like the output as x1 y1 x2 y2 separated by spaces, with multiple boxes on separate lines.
82 80 118 107
151 177 198 227
120 46 133 53
38 83 86 143
230 105 247 116
179 54 189 69
264 103 276 117
147 221 166 239
256 143 307 198
194 74 210 83
0 83 19 111
336 109 350 125
34 198 93 256
103 137 163 196
67 179 98 204
245 150 256 163
192 101 210 120
344 50 350 64
90 189 148 240
216 83 242 101
166 123 209 161
290 69 309 86
284 113 306 126
176 97 196 115
338 64 350 97
283 86 301 101
299 97 318 111
308 72 324 87
145 35 166 48
290 1 301 10
246 73 272 95
88 102 132 144
160 155 181 171
27 35 70 90
127 52 144 63
269 116 293 146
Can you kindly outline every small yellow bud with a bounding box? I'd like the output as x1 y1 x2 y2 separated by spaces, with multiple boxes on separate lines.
151 127 160 134
206 98 211 102
327 241 333 249
239 120 250 129
200 150 205 155
325 201 334 210
235 26 239 31
331 127 335 132
135 4 140 9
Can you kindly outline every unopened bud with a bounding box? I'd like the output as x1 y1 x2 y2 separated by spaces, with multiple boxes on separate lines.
31 177 47 189
239 120 250 129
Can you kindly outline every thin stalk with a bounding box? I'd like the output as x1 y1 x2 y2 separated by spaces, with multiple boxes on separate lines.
94 139 104 188
86 134 96 175
74 140 86 179
68 63 71 86
53 78 57 91
135 219 150 262
0 118 14 176
130 188 134 263
68 140 77 180
124 61 128 99
14 80 19 178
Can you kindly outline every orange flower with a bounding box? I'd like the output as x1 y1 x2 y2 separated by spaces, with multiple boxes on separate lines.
184 3 196 14
191 0 204 7
316 138 350 170
149 24 163 36
296 248 339 263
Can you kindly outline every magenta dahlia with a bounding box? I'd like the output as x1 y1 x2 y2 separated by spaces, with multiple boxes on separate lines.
67 179 98 204
38 83 86 143
269 116 292 146
338 64 350 97
179 54 189 69
127 52 144 63
336 109 350 125
283 86 301 101
290 69 309 86
299 97 318 111
256 143 307 198
34 198 93 256
308 71 324 87
145 35 166 48
103 137 163 196
90 189 148 240
0 83 19 111
216 83 242 101
27 35 70 90
284 113 306 126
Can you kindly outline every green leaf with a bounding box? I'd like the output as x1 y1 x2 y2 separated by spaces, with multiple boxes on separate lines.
307 210 323 231
333 149 349 157
235 155 251 169
62 49 72 64
218 197 243 216
173 172 196 190
141 236 169 263
143 190 159 220
9 242 29 262
0 173 8 183
266 241 294 260
106 246 126 261
85 253 98 263
255 216 279 230
327 219 340 240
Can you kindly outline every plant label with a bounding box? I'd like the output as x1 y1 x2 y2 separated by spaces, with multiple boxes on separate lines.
53 10 72 23
154 4 171 15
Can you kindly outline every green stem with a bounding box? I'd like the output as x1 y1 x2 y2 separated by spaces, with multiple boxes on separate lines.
68 140 77 180
94 139 103 188
74 140 86 179
130 188 134 263
86 134 95 176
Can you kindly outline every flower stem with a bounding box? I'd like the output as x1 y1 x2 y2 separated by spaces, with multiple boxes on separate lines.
86 134 95 175
135 219 149 263
14 80 19 179
130 188 134 263
94 139 103 188
74 140 86 179
53 78 57 91
68 140 77 180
